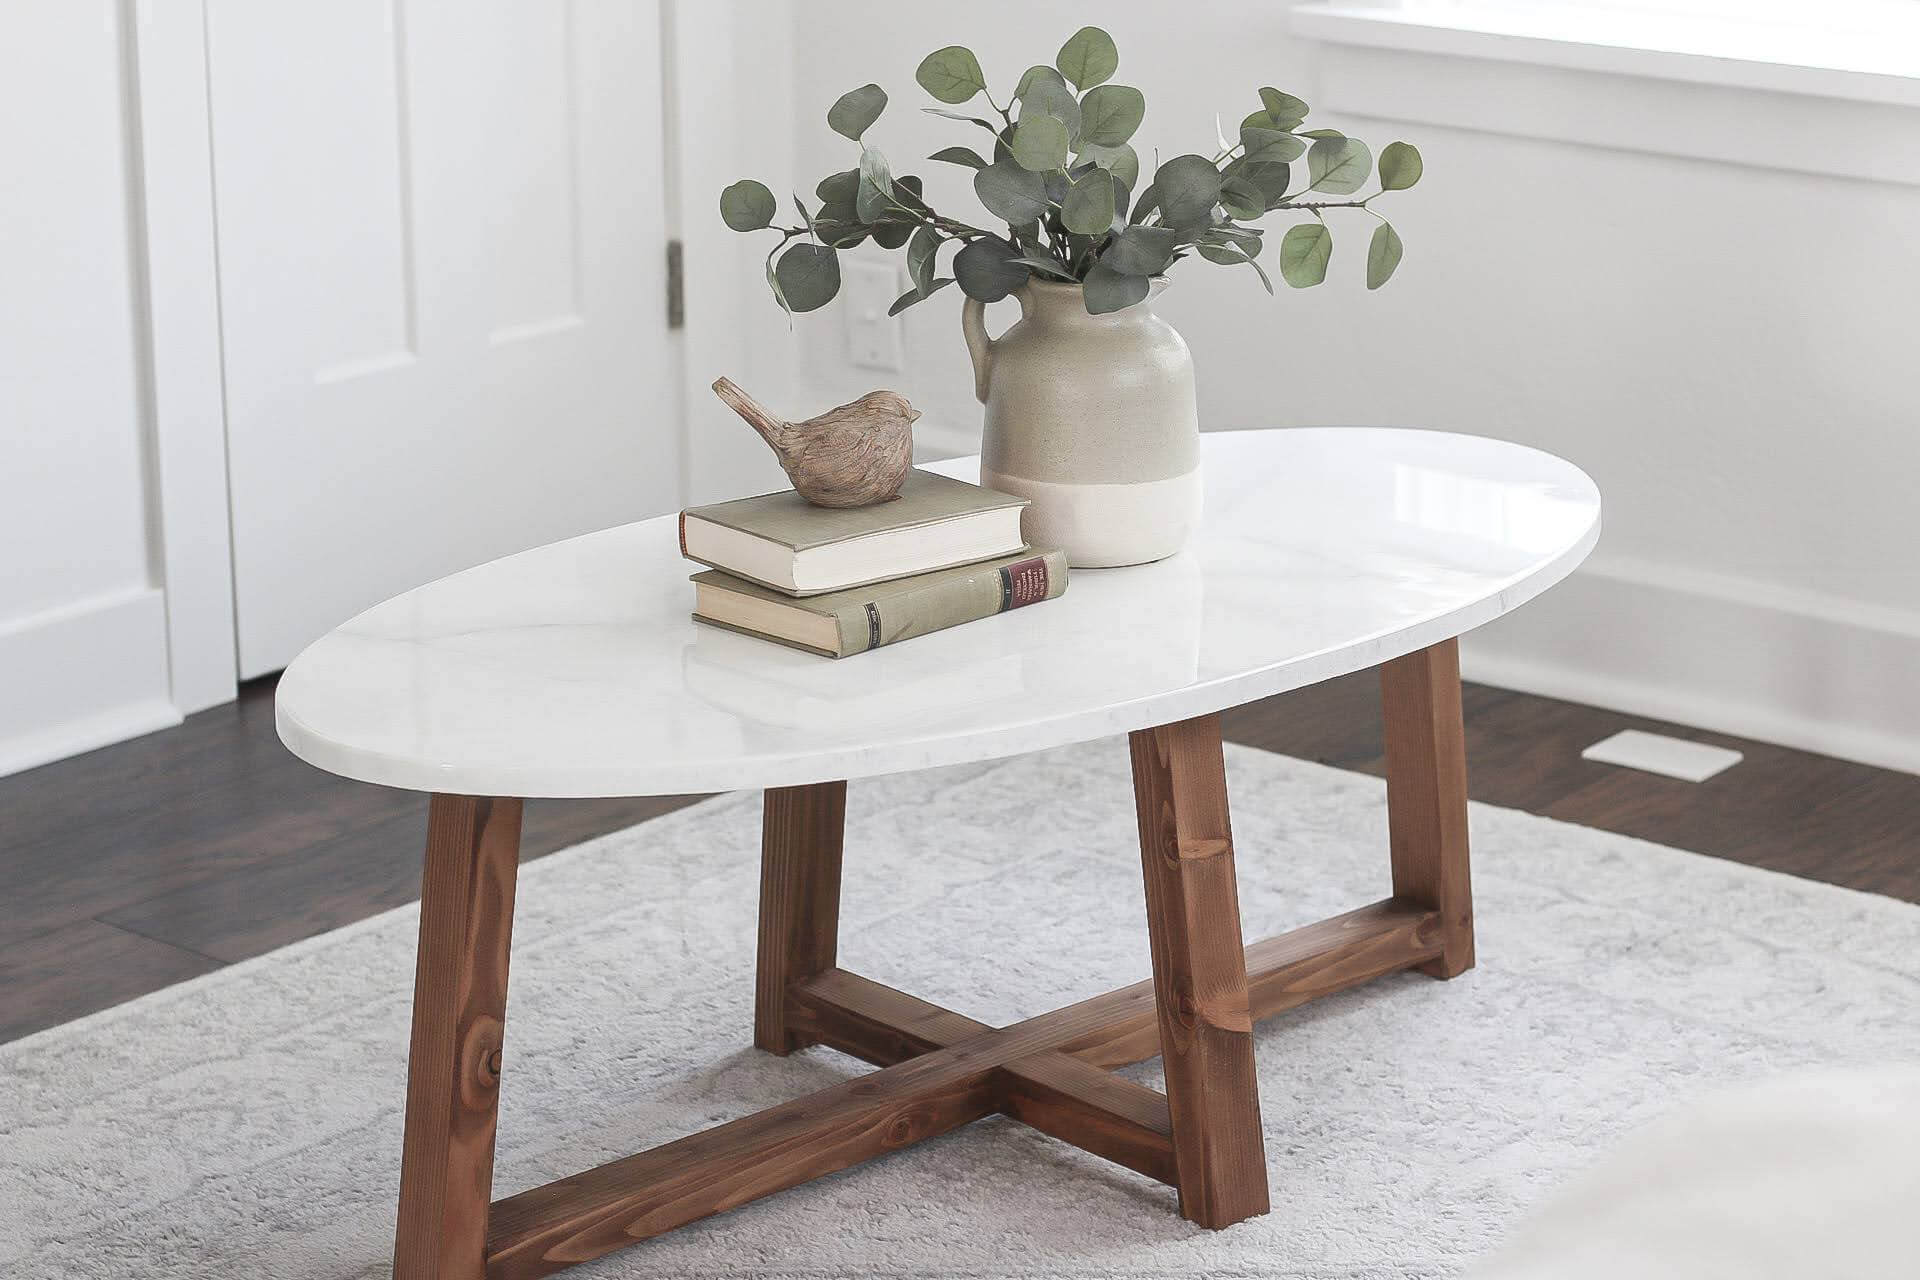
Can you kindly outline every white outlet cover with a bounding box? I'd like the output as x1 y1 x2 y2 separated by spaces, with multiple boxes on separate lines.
843 259 904 372
1580 729 1743 782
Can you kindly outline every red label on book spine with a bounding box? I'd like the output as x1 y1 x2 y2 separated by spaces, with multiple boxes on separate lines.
1000 556 1050 610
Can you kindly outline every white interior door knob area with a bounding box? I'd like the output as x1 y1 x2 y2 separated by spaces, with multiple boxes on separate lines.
206 0 677 677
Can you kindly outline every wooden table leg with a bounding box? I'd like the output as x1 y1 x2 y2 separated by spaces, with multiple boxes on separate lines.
1129 713 1271 1230
393 794 524 1280
755 781 847 1054
1381 638 1475 978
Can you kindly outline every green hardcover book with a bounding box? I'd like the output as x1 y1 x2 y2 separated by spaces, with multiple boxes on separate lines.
691 548 1068 658
677 468 1028 596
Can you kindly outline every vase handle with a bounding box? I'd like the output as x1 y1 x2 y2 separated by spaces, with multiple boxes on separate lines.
961 296 995 404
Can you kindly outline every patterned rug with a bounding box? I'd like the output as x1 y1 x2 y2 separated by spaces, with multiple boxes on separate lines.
4 742 1916 1278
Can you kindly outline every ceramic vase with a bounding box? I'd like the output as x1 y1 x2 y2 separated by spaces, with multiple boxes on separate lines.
962 278 1200 568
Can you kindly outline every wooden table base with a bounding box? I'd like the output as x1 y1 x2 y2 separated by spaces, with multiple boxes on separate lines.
391 641 1474 1280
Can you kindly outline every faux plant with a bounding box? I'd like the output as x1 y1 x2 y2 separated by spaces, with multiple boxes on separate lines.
719 26 1422 317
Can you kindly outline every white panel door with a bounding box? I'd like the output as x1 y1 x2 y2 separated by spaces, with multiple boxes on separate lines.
208 0 676 676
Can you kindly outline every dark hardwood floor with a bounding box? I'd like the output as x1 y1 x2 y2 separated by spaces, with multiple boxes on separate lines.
2 672 1915 1043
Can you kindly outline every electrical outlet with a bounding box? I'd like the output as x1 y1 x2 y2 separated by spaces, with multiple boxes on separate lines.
843 259 905 372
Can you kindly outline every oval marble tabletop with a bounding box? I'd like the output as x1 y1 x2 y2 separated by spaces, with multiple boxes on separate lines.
276 428 1600 797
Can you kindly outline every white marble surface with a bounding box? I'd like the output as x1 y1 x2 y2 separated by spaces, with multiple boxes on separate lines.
276 428 1600 797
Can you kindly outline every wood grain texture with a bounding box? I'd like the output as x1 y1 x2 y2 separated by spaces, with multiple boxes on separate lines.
1046 899 1442 1069
1129 713 1271 1230
484 1037 1000 1278
788 968 1177 1183
393 795 524 1280
755 782 847 1053
1380 639 1475 978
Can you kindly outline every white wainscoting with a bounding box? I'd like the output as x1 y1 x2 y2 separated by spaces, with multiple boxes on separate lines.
0 588 179 778
1465 554 1920 775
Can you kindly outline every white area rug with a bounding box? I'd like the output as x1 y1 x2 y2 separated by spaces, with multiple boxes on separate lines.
4 743 1917 1279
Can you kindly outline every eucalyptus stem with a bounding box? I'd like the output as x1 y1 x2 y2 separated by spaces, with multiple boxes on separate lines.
1275 197 1373 212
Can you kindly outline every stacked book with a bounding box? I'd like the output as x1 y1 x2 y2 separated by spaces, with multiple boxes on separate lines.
679 469 1067 658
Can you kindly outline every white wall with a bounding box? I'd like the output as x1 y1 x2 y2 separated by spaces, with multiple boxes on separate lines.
0 1 180 774
671 0 804 504
780 0 1920 772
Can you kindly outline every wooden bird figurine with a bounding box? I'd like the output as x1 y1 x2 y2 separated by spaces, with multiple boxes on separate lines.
712 377 918 507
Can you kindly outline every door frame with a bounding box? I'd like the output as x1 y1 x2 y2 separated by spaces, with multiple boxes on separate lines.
129 0 238 716
134 0 780 707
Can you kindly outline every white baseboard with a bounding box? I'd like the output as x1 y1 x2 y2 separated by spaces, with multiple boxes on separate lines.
1463 555 1920 777
0 587 181 779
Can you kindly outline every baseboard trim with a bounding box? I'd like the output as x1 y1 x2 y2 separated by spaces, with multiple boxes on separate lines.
0 587 181 778
1462 557 1920 777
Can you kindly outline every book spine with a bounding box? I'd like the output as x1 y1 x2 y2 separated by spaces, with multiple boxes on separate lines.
829 550 1068 656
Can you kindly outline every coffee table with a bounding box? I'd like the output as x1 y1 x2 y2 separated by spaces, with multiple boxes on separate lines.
276 427 1600 1279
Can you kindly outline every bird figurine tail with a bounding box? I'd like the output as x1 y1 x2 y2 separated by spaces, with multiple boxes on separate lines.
711 377 790 450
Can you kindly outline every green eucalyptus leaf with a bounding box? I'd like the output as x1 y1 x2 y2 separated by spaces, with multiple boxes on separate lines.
1079 84 1144 147
1078 142 1140 187
774 241 841 311
916 46 987 103
954 236 1030 302
1104 224 1178 275
889 277 954 315
1153 154 1223 233
1061 167 1116 235
1129 180 1159 224
1298 127 1345 140
1055 26 1119 91
1015 64 1061 102
907 226 940 294
1199 241 1274 293
719 179 776 231
992 122 1016 164
1082 261 1149 314
1278 222 1331 287
1241 108 1280 135
871 175 923 248
815 221 868 249
1259 87 1309 128
928 145 989 170
815 168 859 213
922 107 998 130
1108 173 1133 233
1307 137 1370 194
1209 223 1263 252
1366 221 1403 289
1017 67 1081 144
1011 113 1070 172
974 160 1049 224
1236 160 1297 205
1007 254 1079 281
827 83 887 141
856 148 893 222
1218 176 1264 221
1239 125 1304 166
1379 141 1423 191
764 254 791 315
